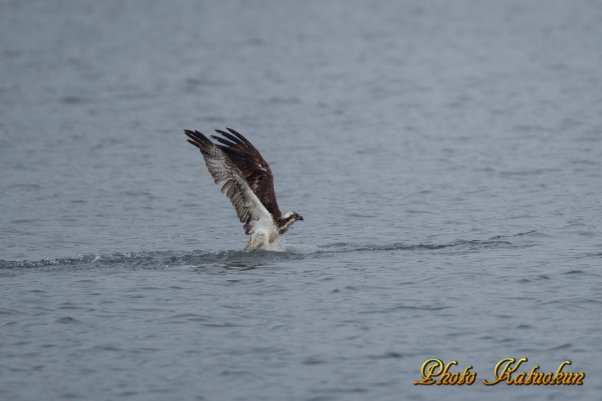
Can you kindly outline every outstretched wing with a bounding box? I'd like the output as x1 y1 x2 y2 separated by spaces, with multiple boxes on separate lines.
185 130 275 235
210 128 282 218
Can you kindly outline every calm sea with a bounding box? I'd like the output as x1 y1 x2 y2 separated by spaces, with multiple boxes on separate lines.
1 1 601 400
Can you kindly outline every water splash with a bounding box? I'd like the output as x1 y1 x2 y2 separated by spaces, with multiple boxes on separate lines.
0 233 533 270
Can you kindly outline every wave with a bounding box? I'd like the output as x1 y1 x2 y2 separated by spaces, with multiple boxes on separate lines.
314 238 514 253
0 232 535 270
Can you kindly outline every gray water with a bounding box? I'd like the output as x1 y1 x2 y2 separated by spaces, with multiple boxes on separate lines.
1 1 601 400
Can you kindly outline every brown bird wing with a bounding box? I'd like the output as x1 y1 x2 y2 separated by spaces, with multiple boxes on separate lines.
210 128 282 218
184 129 275 235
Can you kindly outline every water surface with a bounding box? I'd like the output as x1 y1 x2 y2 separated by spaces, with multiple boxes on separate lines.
1 1 601 400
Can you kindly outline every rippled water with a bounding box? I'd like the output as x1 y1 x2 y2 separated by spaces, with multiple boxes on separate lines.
1 0 601 400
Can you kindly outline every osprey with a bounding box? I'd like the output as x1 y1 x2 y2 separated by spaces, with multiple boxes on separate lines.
184 128 303 251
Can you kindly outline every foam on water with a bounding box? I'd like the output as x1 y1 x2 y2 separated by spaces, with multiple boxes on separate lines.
1 1 601 401
0 232 539 270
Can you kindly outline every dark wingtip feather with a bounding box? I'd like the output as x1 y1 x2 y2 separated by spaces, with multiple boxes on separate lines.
185 130 214 152
215 129 244 147
212 135 239 148
215 129 237 139
226 127 251 145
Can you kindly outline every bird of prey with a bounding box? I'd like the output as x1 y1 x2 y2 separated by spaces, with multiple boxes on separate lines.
184 128 303 251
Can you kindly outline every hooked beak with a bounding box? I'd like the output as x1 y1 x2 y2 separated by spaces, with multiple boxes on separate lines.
298 215 304 221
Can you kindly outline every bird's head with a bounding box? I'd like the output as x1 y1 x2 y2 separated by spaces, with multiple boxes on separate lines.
278 211 304 234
